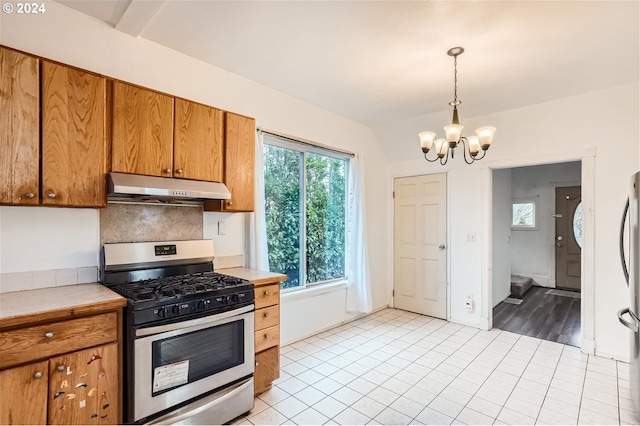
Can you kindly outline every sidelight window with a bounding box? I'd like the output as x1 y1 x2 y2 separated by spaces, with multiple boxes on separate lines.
263 134 349 290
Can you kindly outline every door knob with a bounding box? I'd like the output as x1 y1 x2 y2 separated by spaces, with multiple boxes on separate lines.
557 242 563 247
557 236 563 241
439 244 446 250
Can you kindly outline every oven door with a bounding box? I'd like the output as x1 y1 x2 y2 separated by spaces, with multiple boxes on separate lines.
132 304 254 423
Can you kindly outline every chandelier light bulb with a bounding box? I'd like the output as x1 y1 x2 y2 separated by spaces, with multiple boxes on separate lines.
418 131 436 152
467 136 480 156
435 138 447 158
475 127 496 150
444 123 464 145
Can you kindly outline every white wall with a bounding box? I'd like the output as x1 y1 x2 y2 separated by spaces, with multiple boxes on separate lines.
510 162 581 288
492 169 512 306
389 83 639 360
0 1 391 341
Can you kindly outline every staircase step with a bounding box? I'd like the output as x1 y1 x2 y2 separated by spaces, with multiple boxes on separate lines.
510 275 533 298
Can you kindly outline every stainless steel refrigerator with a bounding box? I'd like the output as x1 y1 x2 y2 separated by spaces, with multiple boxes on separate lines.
618 171 640 414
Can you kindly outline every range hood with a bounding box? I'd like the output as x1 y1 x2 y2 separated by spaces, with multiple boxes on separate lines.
108 172 231 204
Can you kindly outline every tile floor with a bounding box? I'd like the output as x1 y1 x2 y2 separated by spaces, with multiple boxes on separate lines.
235 308 639 425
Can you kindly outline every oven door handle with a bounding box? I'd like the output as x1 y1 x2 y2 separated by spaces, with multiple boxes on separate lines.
136 304 254 338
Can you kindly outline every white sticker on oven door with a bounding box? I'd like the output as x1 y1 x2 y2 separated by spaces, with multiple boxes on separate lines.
153 360 189 392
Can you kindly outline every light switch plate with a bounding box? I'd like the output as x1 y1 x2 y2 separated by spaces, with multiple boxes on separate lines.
218 221 226 235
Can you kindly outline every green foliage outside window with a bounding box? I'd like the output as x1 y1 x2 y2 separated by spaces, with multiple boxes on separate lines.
264 144 347 289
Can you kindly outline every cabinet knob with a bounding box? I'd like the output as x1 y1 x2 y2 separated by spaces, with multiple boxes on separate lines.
264 334 270 339
227 200 233 206
47 192 56 199
56 365 65 372
44 332 54 339
33 371 43 379
264 312 270 318
264 290 271 296
24 192 34 199
176 169 183 174
255 362 259 367
164 168 172 174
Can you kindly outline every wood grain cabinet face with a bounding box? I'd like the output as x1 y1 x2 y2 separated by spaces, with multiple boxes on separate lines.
48 343 118 425
0 311 121 425
0 360 48 425
112 81 173 178
0 47 40 206
174 99 224 182
253 280 281 395
254 346 279 396
208 112 255 212
42 61 108 207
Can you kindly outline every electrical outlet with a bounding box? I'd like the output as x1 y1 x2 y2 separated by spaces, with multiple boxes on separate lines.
218 221 226 235
465 295 473 312
466 233 476 242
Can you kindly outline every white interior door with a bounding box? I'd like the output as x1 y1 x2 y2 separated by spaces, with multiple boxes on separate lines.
393 173 447 319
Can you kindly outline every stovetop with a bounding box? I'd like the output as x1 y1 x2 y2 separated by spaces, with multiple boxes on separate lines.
112 271 249 303
108 271 255 325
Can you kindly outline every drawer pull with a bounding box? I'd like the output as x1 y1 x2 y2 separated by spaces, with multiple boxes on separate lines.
56 365 65 372
33 371 43 379
264 290 271 296
264 312 270 318
44 332 54 339
264 334 270 339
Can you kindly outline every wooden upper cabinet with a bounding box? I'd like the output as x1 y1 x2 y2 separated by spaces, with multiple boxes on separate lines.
207 112 255 212
112 81 173 177
41 61 108 208
0 47 39 205
174 99 223 182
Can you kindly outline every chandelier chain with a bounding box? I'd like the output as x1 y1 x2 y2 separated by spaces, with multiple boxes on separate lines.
453 54 458 102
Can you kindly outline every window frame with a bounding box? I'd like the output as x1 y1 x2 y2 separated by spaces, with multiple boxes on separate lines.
263 134 350 293
511 198 538 230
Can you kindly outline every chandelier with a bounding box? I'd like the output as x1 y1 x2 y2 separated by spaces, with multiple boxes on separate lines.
418 47 495 165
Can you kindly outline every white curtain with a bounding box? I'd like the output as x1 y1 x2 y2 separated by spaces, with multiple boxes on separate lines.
248 130 269 270
345 153 372 313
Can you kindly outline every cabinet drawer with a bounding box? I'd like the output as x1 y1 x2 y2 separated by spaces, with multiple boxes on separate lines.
254 346 279 396
255 284 279 309
0 312 118 369
255 325 279 353
255 305 279 331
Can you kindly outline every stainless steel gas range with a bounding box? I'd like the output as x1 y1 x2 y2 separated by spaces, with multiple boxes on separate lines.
101 240 255 425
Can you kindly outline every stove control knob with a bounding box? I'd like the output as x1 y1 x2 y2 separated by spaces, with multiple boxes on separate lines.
231 294 240 303
155 307 167 318
222 296 229 305
197 300 205 311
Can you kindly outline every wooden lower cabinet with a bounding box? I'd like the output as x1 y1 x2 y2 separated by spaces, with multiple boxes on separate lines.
254 346 279 396
0 311 121 425
0 361 48 425
48 343 118 425
253 280 281 395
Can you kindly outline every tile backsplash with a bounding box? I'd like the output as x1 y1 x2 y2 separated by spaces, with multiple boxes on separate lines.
100 202 203 245
0 266 98 293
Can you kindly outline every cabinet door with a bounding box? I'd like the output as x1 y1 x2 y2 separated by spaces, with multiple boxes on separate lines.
112 81 173 177
0 47 39 205
222 112 255 211
174 98 223 182
48 343 118 425
0 360 48 425
254 346 279 396
42 61 108 207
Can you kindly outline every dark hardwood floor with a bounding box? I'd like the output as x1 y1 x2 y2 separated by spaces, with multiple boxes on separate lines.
493 286 581 347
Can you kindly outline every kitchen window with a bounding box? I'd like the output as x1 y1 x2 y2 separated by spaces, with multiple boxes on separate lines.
263 134 349 291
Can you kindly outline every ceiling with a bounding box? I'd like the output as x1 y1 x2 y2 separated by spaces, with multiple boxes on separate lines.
55 0 639 155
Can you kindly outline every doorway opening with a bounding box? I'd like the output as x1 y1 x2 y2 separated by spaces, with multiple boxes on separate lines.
491 161 582 347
